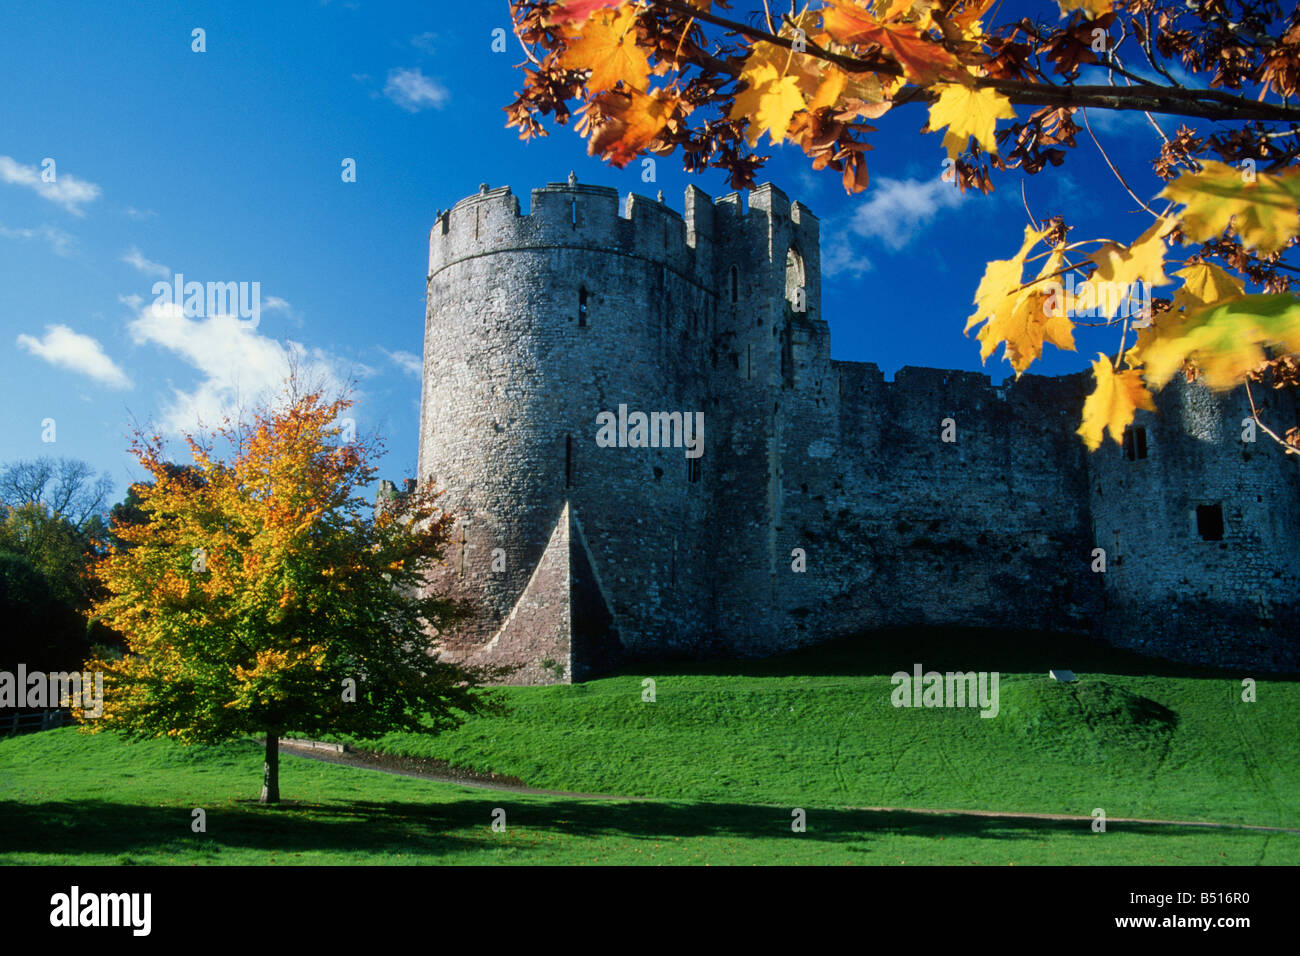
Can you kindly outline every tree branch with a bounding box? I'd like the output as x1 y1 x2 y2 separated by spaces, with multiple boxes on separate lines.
645 0 1300 124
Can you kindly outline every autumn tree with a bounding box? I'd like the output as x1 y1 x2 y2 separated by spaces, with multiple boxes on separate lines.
83 380 501 804
505 0 1300 453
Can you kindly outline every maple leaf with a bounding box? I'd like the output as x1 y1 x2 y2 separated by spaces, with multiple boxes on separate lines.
1076 355 1156 450
1170 261 1244 311
561 5 650 93
1139 294 1300 390
1055 0 1114 19
549 0 625 28
580 87 679 166
1160 160 1300 255
965 227 1078 373
1085 217 1174 317
928 83 1016 158
731 61 806 146
821 2 963 84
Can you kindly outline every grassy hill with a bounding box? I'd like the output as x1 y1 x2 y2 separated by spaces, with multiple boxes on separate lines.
2 628 1296 865
335 628 1300 828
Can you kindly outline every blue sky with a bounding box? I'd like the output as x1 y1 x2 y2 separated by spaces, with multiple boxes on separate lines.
0 1 1179 504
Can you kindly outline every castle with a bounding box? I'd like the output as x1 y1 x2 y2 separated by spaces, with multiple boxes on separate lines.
402 176 1300 684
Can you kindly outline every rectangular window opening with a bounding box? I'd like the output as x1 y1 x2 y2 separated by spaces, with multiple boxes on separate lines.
578 287 588 327
1197 504 1224 541
565 435 574 489
1123 426 1148 461
687 457 701 484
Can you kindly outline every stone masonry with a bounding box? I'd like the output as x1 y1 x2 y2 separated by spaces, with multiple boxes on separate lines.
401 177 1300 684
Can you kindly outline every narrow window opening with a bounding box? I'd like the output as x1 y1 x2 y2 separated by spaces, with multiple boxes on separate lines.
578 287 588 327
1197 504 1224 541
570 198 577 228
729 265 738 303
1122 426 1148 460
687 457 701 483
780 318 793 388
565 434 574 489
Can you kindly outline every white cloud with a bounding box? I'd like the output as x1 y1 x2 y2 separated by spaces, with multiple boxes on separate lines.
119 293 144 309
263 295 292 313
821 239 872 278
382 348 422 376
0 155 101 215
127 301 349 434
121 246 171 279
411 32 438 53
821 176 965 277
383 67 449 112
16 325 132 389
123 206 155 220
0 222 76 257
843 176 965 251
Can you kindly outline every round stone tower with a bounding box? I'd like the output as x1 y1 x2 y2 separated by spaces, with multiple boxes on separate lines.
417 177 724 682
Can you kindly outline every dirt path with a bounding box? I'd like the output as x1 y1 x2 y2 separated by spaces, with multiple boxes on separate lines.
278 738 1300 834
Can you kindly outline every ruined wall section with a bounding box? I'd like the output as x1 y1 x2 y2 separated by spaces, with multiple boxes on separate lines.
1087 377 1300 670
778 363 1102 649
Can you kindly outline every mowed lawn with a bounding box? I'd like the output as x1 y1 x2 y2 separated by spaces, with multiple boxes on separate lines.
0 729 1296 865
1 629 1297 865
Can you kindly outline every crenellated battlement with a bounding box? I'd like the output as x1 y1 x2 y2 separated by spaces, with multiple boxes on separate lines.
429 177 821 291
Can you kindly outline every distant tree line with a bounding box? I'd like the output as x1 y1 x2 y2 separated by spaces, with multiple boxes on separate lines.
0 457 137 674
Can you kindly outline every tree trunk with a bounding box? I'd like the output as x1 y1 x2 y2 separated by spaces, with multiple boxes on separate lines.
261 730 280 804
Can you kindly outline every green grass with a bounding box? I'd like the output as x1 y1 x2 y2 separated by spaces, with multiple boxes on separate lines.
2 628 1296 864
336 629 1300 829
1 728 1296 864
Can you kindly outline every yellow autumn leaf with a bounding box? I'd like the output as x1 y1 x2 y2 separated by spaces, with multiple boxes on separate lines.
1170 261 1245 312
1085 217 1175 317
1076 355 1156 451
972 247 1077 369
966 227 1078 372
561 6 651 93
966 225 1046 331
1160 160 1300 255
1055 0 1113 18
1139 294 1300 389
808 68 847 111
731 61 806 145
928 83 1016 158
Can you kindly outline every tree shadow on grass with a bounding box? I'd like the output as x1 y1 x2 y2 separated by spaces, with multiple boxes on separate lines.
0 796 1267 862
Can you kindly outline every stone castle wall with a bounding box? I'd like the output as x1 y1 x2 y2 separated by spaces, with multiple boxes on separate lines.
411 178 1300 682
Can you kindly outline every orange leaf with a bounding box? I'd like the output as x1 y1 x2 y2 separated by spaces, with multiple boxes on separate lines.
821 2 962 84
561 5 650 93
582 88 679 166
